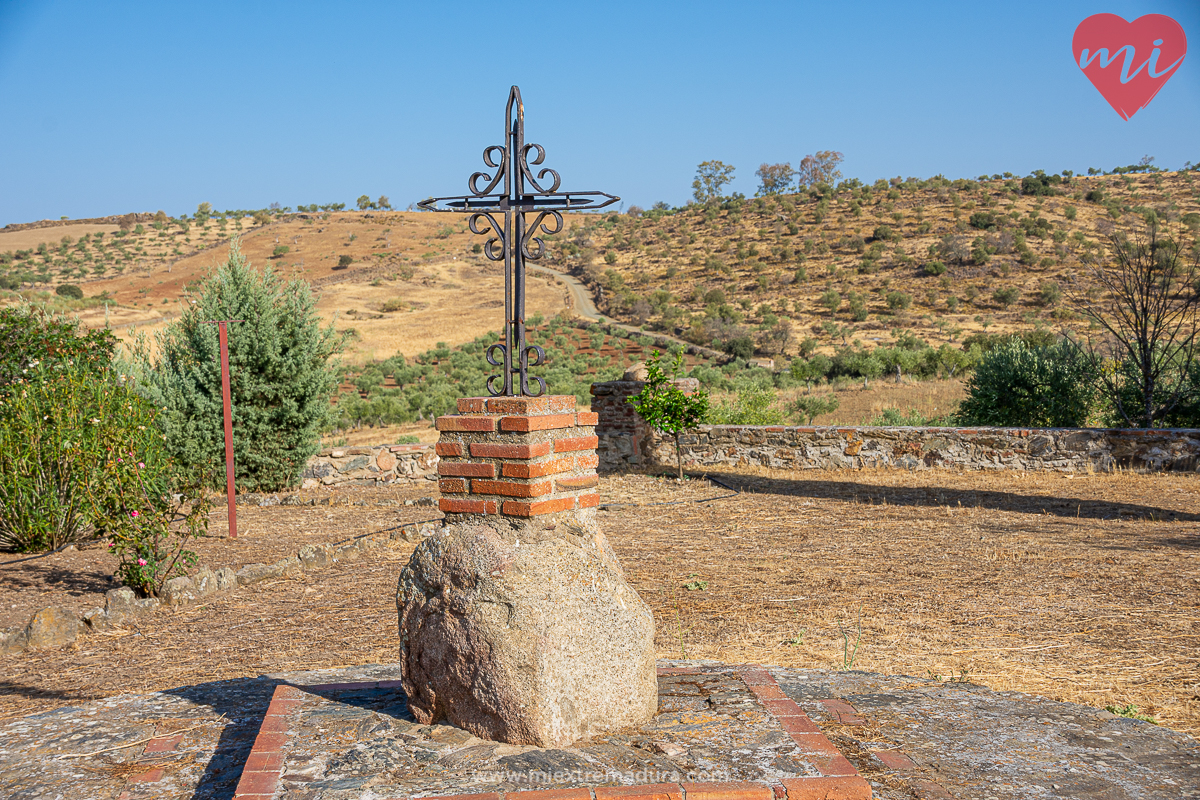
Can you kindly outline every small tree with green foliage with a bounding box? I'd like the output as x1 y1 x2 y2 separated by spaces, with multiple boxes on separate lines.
692 160 736 204
628 350 710 479
792 393 839 424
957 338 1096 427
125 241 343 491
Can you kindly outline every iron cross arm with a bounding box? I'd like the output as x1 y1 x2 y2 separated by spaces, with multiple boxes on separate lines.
416 191 619 213
418 85 618 396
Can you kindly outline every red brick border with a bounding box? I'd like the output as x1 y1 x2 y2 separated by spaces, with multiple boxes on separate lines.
232 668 873 800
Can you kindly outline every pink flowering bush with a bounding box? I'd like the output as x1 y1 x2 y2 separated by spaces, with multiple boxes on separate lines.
0 310 211 595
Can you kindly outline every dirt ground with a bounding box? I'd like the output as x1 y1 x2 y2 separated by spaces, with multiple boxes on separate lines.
0 468 1197 740
0 484 438 631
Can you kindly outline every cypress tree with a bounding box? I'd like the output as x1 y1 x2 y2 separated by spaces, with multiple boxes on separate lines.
130 241 342 491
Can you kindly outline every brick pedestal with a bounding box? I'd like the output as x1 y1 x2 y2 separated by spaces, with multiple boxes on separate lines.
434 395 600 518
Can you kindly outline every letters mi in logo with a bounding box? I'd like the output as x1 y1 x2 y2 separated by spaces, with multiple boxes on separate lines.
1073 13 1187 119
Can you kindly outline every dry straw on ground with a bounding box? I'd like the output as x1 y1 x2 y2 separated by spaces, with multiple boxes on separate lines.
0 469 1196 739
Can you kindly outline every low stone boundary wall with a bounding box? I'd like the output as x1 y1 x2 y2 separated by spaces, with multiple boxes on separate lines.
301 443 438 488
648 425 1200 473
0 518 442 656
591 379 1200 473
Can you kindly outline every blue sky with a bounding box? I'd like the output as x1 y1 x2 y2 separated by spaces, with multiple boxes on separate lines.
1 0 1197 226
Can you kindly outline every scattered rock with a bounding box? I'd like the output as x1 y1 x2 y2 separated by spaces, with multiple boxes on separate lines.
192 568 218 597
276 555 303 577
25 606 79 649
81 607 109 631
0 626 28 655
237 562 283 586
105 587 139 623
214 567 237 591
299 543 333 569
161 576 197 607
397 510 657 747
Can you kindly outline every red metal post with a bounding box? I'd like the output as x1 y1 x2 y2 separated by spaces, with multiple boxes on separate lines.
217 322 237 538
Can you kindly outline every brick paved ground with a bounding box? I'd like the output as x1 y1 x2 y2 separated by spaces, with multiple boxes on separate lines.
1 661 1195 800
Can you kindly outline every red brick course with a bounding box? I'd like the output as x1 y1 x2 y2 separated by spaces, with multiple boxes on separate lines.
780 776 873 800
143 733 184 753
595 784 684 800
438 498 498 515
554 435 599 452
128 767 165 783
456 398 489 414
500 413 579 432
576 411 599 426
511 790 593 800
436 416 498 433
556 474 599 491
503 496 577 517
486 396 577 415
471 479 552 498
578 492 600 509
439 462 497 478
501 458 575 479
873 749 918 770
470 442 552 459
438 478 468 494
682 781 773 800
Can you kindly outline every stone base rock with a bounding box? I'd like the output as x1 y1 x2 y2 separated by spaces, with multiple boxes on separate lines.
396 509 656 748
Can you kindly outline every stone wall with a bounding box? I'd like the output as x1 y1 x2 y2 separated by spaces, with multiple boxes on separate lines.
301 444 438 488
590 380 1200 473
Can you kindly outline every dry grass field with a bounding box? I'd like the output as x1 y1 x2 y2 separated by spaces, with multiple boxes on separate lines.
1 470 1196 740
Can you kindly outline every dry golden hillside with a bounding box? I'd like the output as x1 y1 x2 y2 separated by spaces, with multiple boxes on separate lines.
0 211 578 365
553 170 1200 356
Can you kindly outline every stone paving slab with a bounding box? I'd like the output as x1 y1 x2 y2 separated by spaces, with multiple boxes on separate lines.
0 661 1196 800
230 666 868 800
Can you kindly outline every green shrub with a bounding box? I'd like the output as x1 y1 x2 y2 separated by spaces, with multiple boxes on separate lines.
55 283 83 300
968 211 998 231
792 393 839 424
337 254 353 269
628 350 710 479
1037 281 1062 306
125 242 342 492
870 407 956 426
1 306 115 389
709 376 784 425
885 291 913 310
272 245 290 258
924 261 946 276
992 287 1020 307
957 339 1096 427
0 345 209 594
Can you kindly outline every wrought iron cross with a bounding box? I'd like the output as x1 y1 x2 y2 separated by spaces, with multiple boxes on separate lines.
419 86 618 396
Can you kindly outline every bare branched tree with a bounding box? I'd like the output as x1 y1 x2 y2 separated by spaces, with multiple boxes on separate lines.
1070 215 1200 427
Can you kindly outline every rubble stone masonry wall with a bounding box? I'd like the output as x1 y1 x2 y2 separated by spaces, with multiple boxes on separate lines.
590 380 1200 474
301 444 438 488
